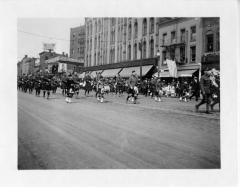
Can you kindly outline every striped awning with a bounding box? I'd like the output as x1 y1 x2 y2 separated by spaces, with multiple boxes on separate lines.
101 68 122 77
156 69 197 78
90 70 103 77
119 65 153 77
177 69 197 77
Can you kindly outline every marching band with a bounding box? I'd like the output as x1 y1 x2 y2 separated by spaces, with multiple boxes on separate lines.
17 68 220 113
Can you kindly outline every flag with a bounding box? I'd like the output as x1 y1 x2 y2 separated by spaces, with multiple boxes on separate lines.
166 59 178 78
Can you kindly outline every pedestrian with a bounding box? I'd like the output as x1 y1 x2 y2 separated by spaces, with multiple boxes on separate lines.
195 67 212 114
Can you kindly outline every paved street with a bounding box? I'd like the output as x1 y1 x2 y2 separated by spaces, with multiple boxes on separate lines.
18 90 220 169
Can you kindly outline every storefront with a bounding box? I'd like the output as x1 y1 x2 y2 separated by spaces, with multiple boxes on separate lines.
155 63 200 82
46 56 84 74
82 57 158 79
201 52 220 71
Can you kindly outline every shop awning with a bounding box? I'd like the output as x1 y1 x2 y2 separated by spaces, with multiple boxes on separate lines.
177 69 197 77
90 70 103 77
101 68 122 77
119 65 153 77
159 71 170 77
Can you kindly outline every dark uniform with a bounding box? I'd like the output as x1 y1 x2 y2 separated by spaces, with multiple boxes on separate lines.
195 73 212 113
210 76 220 110
190 78 200 101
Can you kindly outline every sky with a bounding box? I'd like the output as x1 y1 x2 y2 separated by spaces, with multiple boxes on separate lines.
17 18 84 61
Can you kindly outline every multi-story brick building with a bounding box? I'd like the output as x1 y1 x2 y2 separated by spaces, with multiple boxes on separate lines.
201 17 220 70
18 55 37 75
158 17 219 77
84 17 169 67
82 17 219 79
70 26 85 61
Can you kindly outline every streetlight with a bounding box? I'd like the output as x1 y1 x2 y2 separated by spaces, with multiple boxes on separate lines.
156 49 161 78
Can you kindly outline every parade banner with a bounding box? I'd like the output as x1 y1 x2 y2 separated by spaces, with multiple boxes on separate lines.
58 63 67 73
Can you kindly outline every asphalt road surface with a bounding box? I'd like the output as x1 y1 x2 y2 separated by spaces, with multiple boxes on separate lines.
18 90 220 169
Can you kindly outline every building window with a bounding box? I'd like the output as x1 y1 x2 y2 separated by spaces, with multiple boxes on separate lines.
143 41 146 59
94 53 96 66
133 43 137 60
128 24 132 40
128 44 131 60
86 55 88 66
156 21 159 35
170 48 175 60
162 33 167 45
149 18 154 34
98 20 101 31
190 46 196 62
94 37 97 49
95 22 97 33
180 29 186 43
89 55 91 66
111 18 115 27
180 46 185 63
98 52 100 65
98 36 100 48
78 48 80 53
171 31 176 43
190 26 196 42
73 33 75 38
120 45 122 61
143 18 147 36
149 39 154 58
134 21 138 38
206 34 214 52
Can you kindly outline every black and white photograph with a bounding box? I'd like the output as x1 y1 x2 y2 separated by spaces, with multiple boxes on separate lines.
17 17 221 169
0 0 239 187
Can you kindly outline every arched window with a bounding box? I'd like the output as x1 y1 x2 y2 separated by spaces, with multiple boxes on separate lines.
120 45 122 61
128 24 132 40
86 55 88 66
143 41 146 58
98 52 100 65
143 18 147 36
94 53 96 66
113 48 115 63
133 43 137 60
98 35 100 48
98 20 101 31
150 18 154 34
149 39 154 57
94 37 97 49
110 49 112 63
95 22 97 33
128 44 131 60
89 55 91 66
134 21 138 38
